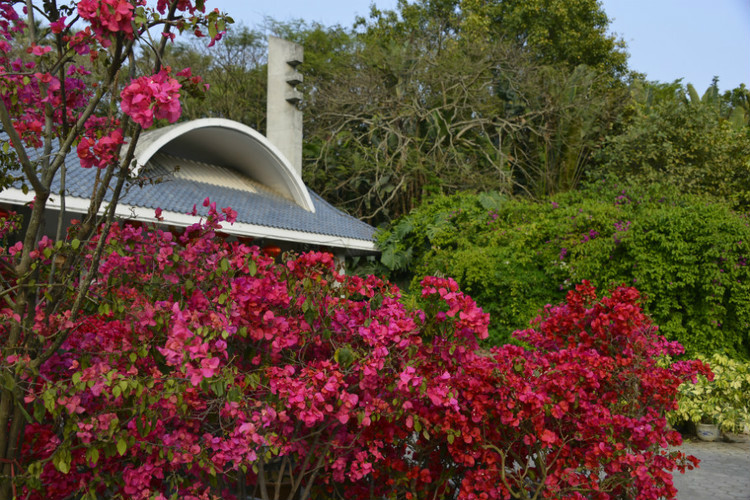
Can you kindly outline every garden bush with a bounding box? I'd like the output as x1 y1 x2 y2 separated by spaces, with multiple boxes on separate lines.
1 205 708 499
671 353 750 434
364 280 711 500
378 181 750 357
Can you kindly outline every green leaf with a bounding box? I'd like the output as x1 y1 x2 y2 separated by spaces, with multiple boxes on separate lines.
135 416 145 437
16 401 34 423
71 238 81 250
87 447 100 466
211 380 225 397
34 401 46 421
42 390 56 413
334 347 354 368
1 372 15 392
117 437 127 456
81 489 97 500
53 448 71 474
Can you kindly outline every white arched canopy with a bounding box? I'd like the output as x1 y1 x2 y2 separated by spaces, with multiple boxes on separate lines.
133 118 315 212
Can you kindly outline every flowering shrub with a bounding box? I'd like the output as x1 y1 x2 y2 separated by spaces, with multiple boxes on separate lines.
0 2 231 497
359 280 710 500
2 204 431 499
0 202 709 499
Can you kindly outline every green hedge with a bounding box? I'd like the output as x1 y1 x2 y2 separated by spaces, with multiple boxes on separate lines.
377 181 750 358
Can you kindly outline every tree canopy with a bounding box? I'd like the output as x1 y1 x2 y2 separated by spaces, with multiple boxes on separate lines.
598 80 750 209
156 0 630 224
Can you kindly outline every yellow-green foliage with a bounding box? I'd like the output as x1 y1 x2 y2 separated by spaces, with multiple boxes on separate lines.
672 353 750 434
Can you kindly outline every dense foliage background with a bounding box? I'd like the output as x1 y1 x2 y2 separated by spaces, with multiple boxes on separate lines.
376 180 750 358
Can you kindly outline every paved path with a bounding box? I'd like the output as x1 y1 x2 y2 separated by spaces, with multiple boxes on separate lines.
672 438 750 500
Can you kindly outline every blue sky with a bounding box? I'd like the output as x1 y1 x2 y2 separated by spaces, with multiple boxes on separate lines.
603 0 750 92
212 0 749 92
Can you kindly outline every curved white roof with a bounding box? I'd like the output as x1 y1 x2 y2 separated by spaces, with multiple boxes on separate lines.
133 118 315 212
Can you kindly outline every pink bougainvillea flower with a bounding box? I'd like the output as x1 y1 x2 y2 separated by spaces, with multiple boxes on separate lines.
29 44 52 56
77 0 136 39
120 70 181 129
49 16 67 34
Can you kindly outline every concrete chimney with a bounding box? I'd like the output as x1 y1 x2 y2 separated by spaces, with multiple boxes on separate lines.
266 36 304 176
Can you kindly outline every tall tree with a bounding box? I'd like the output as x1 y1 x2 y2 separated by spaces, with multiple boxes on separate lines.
481 0 628 74
598 79 750 209
298 0 628 223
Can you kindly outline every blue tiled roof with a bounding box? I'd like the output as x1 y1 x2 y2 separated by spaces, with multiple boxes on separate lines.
1 132 376 247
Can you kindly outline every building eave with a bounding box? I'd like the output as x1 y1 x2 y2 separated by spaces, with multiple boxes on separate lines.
0 188 377 252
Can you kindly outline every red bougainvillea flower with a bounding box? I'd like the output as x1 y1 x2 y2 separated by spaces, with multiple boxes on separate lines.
76 128 124 168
